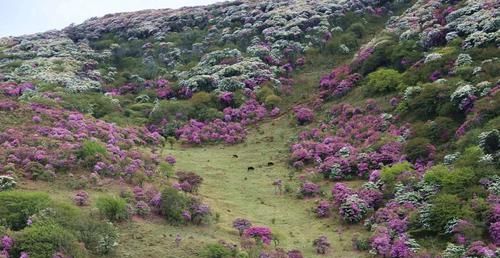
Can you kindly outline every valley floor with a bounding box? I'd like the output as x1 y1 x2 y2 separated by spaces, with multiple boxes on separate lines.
114 117 368 257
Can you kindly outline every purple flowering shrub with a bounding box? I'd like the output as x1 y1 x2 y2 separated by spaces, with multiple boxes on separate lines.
312 236 331 254
223 99 267 126
244 226 272 245
135 201 151 217
73 191 90 206
290 101 406 180
176 119 246 145
315 201 331 218
299 181 320 198
0 82 35 97
175 171 203 193
293 106 314 125
165 155 176 165
339 194 369 223
369 227 416 258
233 218 252 236
0 102 163 183
319 65 362 99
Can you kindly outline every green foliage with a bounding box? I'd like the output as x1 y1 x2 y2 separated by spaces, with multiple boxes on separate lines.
161 187 190 225
427 117 458 143
190 91 215 108
74 218 119 255
12 222 85 258
61 93 118 118
429 194 473 232
201 243 235 258
424 165 476 195
404 137 432 162
403 49 458 85
78 140 108 159
149 100 194 124
348 23 366 38
405 83 457 120
256 86 275 102
195 107 224 122
380 162 414 192
96 196 129 222
264 94 282 108
363 68 402 95
0 191 50 230
454 147 483 168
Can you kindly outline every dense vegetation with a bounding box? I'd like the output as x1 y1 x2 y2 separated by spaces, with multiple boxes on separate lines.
0 0 498 257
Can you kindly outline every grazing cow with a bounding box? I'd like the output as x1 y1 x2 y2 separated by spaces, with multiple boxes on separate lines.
267 162 274 166
247 166 255 172
233 154 239 158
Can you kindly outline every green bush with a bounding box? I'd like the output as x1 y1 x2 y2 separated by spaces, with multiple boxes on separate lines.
348 23 366 38
256 86 275 102
0 191 50 230
264 94 282 108
96 196 129 222
149 100 194 124
74 218 119 255
78 140 107 159
454 147 484 170
404 137 432 162
61 93 117 118
429 194 474 232
12 222 85 258
387 40 422 72
380 162 414 192
424 165 475 195
194 107 223 122
190 91 215 108
406 83 457 120
364 68 402 95
201 243 235 258
426 116 458 143
161 187 190 225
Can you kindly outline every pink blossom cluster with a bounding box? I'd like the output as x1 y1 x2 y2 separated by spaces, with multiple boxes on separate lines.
223 99 267 126
319 65 362 98
244 226 272 245
290 102 406 180
176 119 246 144
299 181 320 197
313 182 384 221
370 227 413 258
218 92 233 106
293 106 314 125
464 241 497 257
0 101 163 181
1 235 13 256
73 191 90 206
0 82 35 97
490 203 500 245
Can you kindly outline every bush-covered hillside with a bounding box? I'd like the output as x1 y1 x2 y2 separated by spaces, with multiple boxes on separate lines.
0 0 498 257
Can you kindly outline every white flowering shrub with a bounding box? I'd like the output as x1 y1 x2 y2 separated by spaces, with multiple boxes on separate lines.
0 175 17 191
454 54 473 67
442 243 466 258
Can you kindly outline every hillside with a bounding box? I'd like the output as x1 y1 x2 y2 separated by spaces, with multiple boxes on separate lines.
0 0 499 257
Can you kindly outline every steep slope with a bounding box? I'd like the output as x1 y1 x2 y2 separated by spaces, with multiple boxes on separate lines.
0 0 499 257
